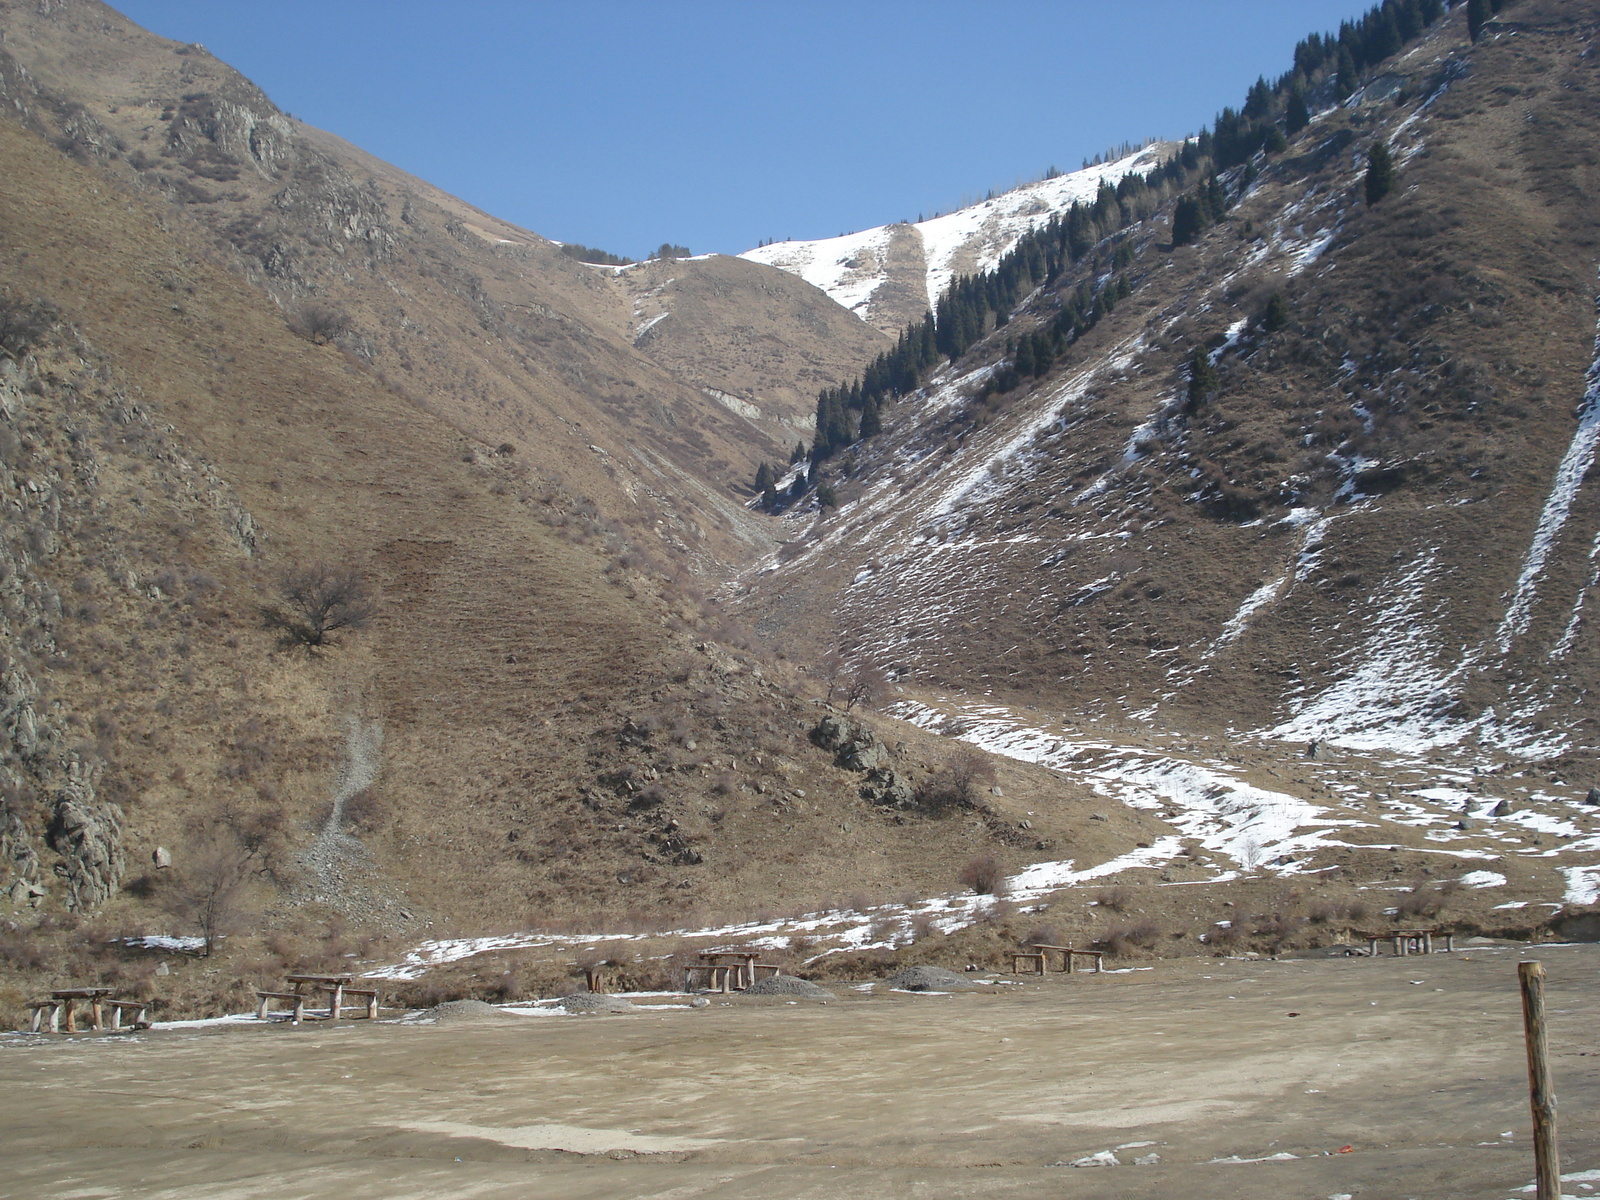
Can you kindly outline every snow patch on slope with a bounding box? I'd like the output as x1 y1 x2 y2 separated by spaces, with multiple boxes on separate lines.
741 145 1167 320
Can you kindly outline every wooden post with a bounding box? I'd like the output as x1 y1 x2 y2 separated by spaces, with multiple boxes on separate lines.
330 982 344 1021
1519 961 1561 1200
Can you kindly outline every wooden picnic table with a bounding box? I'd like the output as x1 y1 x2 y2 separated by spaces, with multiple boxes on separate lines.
1010 945 1105 975
28 987 147 1033
1350 929 1454 956
51 987 114 1033
257 974 381 1022
686 950 780 993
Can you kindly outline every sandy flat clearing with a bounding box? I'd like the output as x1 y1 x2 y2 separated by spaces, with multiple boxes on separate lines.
4 945 1598 1200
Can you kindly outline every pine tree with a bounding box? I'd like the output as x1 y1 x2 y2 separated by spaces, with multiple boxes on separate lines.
1285 86 1312 136
1186 347 1219 413
790 441 806 464
753 461 774 492
1172 196 1206 247
1261 291 1291 333
1467 0 1490 42
859 396 882 439
1334 44 1358 99
1365 141 1396 205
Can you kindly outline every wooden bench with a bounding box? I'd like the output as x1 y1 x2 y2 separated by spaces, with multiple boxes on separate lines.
256 990 308 1022
103 1000 150 1030
1011 950 1047 974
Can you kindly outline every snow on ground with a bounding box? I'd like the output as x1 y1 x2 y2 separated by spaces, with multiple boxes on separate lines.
741 225 899 319
1497 287 1600 655
741 146 1166 321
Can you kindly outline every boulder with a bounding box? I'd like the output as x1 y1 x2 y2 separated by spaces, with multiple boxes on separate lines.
152 845 172 869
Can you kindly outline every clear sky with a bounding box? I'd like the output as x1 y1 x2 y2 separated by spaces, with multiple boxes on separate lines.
110 2 1383 260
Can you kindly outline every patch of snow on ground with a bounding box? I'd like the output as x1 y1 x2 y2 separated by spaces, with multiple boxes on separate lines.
1497 286 1600 655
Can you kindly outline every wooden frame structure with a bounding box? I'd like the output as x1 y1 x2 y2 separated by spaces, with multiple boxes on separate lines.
27 988 148 1033
684 949 781 993
1011 945 1105 975
257 974 381 1022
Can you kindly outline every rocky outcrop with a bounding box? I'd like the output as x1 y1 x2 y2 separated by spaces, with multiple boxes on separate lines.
45 758 123 911
811 714 914 809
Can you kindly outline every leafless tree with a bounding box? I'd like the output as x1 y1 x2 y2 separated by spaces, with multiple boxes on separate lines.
161 827 259 956
840 661 890 713
269 563 375 648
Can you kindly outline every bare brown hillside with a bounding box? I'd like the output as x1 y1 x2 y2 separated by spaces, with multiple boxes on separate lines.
0 0 887 569
0 65 1050 1028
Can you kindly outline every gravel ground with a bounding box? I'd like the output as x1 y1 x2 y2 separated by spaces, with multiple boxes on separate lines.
885 965 978 991
559 992 640 1014
418 1000 510 1023
743 974 835 998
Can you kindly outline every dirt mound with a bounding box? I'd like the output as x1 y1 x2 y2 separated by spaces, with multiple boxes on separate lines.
559 992 640 1014
885 965 976 991
743 974 834 998
420 1000 511 1023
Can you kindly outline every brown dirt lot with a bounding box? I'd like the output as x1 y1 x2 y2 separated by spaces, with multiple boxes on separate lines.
4 943 1598 1198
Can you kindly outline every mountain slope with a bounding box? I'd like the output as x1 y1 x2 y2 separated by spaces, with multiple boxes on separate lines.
0 0 888 568
741 144 1170 333
740 0 1600 766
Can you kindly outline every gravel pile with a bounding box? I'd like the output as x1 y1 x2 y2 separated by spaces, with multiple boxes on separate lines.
743 974 834 998
559 992 640 1014
885 965 976 991
421 999 510 1023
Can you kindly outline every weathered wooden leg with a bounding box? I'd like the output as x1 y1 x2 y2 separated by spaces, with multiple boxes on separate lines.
90 998 104 1031
1446 932 1455 952
257 995 269 1020
63 998 77 1033
292 994 305 1023
1519 961 1561 1200
330 984 344 1021
109 1006 122 1031
367 992 379 1020
1368 937 1379 956
1424 932 1434 954
29 1006 43 1034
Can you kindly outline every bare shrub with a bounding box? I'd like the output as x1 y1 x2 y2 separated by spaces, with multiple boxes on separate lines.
915 745 998 811
1396 880 1455 920
1308 901 1339 925
1102 919 1162 956
1254 912 1306 951
287 301 351 345
1020 924 1063 948
840 660 890 713
266 563 375 648
1095 885 1134 913
0 291 58 361
958 851 1008 895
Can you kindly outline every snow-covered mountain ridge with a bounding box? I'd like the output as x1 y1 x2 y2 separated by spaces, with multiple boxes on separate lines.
740 144 1170 333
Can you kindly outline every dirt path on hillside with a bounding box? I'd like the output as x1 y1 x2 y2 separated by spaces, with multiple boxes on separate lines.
4 946 1598 1199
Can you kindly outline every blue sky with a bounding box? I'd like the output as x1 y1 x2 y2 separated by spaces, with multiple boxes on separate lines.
112 2 1382 259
